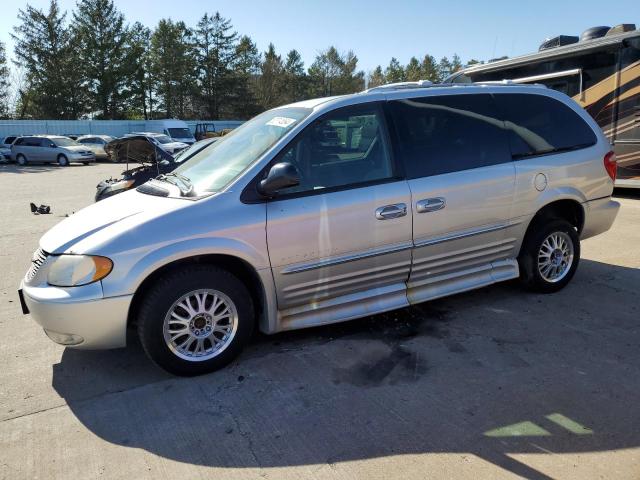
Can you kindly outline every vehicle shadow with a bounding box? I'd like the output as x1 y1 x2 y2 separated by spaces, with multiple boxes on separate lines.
52 259 640 478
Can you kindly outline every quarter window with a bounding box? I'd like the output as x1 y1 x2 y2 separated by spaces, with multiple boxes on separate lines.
277 104 394 194
389 94 512 178
494 93 597 158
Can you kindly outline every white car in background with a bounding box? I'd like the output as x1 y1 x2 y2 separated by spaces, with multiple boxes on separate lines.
127 132 189 154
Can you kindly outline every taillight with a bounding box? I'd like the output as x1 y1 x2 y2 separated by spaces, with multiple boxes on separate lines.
604 151 617 181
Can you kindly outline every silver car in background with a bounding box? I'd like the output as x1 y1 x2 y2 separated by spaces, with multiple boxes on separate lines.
12 135 96 166
76 135 115 161
19 83 620 376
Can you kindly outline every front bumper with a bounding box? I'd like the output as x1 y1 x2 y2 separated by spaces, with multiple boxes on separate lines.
21 280 132 349
71 154 97 163
581 197 620 240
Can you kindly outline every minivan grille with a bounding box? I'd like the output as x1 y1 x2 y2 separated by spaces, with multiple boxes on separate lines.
26 248 49 281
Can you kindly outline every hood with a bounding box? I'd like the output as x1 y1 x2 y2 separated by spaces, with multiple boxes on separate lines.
161 141 189 151
40 188 186 254
62 145 92 154
105 136 175 164
173 137 195 145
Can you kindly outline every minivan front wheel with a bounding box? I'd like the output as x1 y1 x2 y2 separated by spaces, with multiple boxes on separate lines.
518 219 580 293
57 154 69 166
16 154 27 166
137 265 254 376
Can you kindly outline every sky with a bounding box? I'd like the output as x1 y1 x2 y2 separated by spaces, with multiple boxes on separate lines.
0 0 638 72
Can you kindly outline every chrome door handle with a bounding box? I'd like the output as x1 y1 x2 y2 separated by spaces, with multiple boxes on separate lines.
375 203 407 220
416 197 445 213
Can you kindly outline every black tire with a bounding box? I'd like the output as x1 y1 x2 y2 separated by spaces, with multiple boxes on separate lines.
57 154 69 166
16 154 27 166
82 162 89 165
137 265 254 376
518 219 580 293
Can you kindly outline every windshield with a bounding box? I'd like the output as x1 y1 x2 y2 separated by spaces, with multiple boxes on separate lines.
154 135 173 144
52 137 79 147
174 107 311 194
168 128 194 139
173 139 216 163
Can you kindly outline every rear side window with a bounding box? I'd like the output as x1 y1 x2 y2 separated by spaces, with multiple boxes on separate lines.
24 137 41 147
493 93 597 159
389 94 512 178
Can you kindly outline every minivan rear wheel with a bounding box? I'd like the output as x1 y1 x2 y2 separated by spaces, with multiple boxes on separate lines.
57 154 69 166
137 265 254 376
518 219 580 293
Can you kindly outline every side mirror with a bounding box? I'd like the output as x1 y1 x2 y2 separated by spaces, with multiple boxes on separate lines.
258 162 300 196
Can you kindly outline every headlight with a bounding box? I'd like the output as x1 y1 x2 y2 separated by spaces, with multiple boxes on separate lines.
47 255 113 287
110 179 135 191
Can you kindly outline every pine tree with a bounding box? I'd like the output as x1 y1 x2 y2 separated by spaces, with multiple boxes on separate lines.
405 56 422 81
336 51 365 94
367 66 385 88
282 49 306 104
0 42 9 118
72 0 129 119
232 35 261 118
437 56 453 82
450 54 463 76
193 12 237 119
150 19 196 118
258 43 284 110
123 22 152 119
12 0 85 118
420 55 439 82
384 57 406 83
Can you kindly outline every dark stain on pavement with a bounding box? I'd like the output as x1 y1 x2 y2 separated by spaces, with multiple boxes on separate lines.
332 344 429 387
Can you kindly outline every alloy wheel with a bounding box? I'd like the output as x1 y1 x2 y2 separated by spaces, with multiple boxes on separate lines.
162 289 238 362
537 231 574 283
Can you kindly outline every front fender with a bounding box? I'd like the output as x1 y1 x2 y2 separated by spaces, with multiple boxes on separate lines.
101 236 269 298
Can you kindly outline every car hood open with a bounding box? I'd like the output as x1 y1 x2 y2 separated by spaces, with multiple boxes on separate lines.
105 136 175 165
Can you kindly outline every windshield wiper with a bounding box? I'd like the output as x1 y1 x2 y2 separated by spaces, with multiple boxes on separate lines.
156 172 195 197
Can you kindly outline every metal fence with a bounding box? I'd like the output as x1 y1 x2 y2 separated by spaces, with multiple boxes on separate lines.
0 119 243 138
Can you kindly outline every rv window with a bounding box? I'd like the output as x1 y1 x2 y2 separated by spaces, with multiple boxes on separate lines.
494 93 597 158
389 94 512 178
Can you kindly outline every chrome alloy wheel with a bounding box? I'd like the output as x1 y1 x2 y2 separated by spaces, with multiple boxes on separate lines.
163 289 238 361
537 231 574 283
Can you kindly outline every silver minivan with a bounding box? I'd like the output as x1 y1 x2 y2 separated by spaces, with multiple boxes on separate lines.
19 83 620 375
12 135 96 166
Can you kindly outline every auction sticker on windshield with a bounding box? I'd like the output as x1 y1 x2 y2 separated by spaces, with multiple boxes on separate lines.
266 116 297 128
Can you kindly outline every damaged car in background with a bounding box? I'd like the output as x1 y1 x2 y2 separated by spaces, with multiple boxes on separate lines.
95 136 217 201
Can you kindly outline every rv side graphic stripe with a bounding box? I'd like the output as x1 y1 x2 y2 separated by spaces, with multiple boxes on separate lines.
572 60 640 124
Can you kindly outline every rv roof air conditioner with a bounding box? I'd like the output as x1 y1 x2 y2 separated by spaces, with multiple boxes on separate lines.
580 26 611 42
538 35 579 51
605 24 636 36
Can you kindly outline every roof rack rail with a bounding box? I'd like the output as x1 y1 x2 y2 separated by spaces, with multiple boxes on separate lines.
363 80 434 93
473 80 548 88
362 79 547 94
